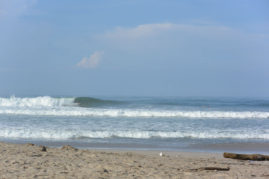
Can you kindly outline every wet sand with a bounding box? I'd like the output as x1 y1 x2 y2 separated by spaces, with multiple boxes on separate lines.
189 142 269 154
0 142 269 178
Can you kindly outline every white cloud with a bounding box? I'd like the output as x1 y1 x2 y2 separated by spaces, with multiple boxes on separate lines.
96 22 248 56
77 51 104 69
102 23 233 40
104 23 175 39
94 22 269 68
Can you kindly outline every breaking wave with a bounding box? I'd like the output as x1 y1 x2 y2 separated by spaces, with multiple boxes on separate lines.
0 129 269 140
0 108 268 119
0 96 120 108
0 96 269 119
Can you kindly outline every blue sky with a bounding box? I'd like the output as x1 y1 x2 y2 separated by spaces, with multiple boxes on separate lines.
0 0 269 97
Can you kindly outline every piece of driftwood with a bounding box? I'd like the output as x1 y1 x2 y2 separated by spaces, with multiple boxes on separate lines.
189 167 230 172
201 167 230 171
223 152 269 161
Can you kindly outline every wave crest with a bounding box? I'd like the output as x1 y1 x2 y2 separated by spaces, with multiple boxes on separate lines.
0 96 75 107
74 97 121 107
0 96 120 108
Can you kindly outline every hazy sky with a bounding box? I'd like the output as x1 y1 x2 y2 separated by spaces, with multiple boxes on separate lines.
0 0 269 97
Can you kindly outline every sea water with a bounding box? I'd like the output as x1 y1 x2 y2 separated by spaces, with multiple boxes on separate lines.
0 96 269 151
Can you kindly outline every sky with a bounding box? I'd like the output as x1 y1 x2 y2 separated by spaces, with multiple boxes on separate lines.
0 0 269 97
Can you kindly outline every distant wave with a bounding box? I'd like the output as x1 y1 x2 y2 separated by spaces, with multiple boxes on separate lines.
1 129 269 140
154 98 269 107
0 96 121 108
74 97 121 107
1 96 269 109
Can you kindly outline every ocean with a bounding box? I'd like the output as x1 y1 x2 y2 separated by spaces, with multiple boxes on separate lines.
0 96 269 152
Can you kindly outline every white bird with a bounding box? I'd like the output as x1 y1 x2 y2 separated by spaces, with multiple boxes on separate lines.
159 152 163 157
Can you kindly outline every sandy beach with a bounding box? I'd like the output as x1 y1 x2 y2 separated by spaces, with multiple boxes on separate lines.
0 142 269 178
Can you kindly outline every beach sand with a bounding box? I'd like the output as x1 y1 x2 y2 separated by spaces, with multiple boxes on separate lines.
0 142 269 178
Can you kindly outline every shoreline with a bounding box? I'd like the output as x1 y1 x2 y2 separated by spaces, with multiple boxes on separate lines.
1 141 269 178
2 138 269 154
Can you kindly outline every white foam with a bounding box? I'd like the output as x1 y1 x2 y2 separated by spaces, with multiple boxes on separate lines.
0 96 74 108
0 107 268 119
0 129 269 140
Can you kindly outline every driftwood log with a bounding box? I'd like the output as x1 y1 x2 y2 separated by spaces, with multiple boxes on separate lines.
189 167 230 172
223 152 269 161
201 167 230 171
